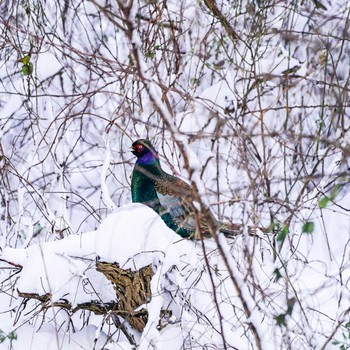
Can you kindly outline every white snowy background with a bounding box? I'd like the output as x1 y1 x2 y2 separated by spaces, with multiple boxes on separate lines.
0 0 350 349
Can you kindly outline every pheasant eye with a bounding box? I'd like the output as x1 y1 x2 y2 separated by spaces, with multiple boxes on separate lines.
133 144 144 153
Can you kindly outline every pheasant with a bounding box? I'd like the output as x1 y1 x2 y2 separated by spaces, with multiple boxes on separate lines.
131 139 239 239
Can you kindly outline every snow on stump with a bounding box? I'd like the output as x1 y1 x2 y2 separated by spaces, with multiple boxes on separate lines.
13 260 155 332
1 204 247 349
1 204 181 334
96 260 154 332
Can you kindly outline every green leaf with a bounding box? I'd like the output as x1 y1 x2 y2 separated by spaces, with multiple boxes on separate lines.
19 55 33 76
0 330 17 343
19 55 31 64
276 225 289 242
145 51 155 59
312 0 327 10
273 267 282 282
319 196 329 209
0 330 6 343
275 313 286 326
330 184 341 200
22 62 33 76
7 331 17 341
319 184 342 208
302 221 314 234
286 298 296 315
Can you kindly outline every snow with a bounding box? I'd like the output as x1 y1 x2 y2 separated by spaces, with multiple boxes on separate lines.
0 204 261 349
1 230 111 306
10 322 132 350
1 198 350 349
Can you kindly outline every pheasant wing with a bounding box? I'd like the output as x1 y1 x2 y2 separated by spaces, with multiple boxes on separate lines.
154 174 197 232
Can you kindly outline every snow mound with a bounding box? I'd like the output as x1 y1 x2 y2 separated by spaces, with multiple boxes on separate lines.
95 203 192 270
2 204 246 349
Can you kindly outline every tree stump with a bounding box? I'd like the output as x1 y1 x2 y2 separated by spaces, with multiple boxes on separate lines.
16 260 155 332
96 260 154 332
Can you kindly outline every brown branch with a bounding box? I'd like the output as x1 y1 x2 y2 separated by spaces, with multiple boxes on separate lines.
203 0 239 41
17 261 155 333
